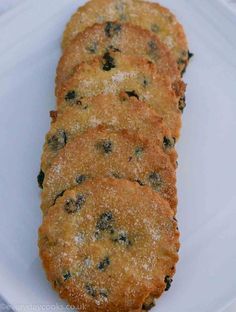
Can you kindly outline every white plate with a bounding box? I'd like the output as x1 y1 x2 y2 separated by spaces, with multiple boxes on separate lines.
0 0 236 311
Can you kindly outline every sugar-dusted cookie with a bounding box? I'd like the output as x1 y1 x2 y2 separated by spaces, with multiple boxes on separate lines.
40 94 177 173
57 53 186 139
62 0 189 73
41 126 177 212
56 22 179 92
39 178 180 311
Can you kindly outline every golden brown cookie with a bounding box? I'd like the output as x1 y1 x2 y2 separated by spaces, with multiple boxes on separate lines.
56 22 179 92
40 94 177 173
41 126 177 213
57 53 186 139
62 0 189 73
39 178 180 311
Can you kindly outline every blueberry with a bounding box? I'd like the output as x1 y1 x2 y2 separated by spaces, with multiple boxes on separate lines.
37 169 44 189
102 52 116 71
97 256 110 272
125 90 139 99
164 276 173 291
47 130 67 151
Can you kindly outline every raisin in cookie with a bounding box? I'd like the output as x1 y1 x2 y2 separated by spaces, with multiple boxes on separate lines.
62 0 189 73
40 94 177 173
57 53 186 139
56 22 179 92
41 126 177 213
39 178 180 311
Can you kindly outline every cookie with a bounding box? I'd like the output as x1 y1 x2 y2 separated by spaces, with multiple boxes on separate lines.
39 178 180 311
56 22 179 92
40 94 177 173
57 53 186 139
62 0 189 73
41 126 177 213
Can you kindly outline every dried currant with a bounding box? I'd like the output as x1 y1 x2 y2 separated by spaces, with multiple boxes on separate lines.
86 41 98 53
112 230 131 246
47 130 67 151
49 110 57 122
148 40 159 59
37 169 44 189
96 211 113 231
97 256 110 272
76 174 87 185
65 90 77 102
136 179 145 186
111 172 122 179
163 136 176 149
179 96 186 112
63 271 71 281
125 90 139 99
143 78 149 87
188 51 194 59
64 194 86 214
85 283 97 297
142 297 155 310
149 172 162 190
104 22 121 37
151 24 160 33
96 140 113 154
102 52 116 71
99 288 108 298
134 146 144 158
107 45 121 52
164 276 173 291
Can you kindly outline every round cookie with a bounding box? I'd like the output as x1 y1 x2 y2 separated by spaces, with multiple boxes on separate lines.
41 126 177 213
62 0 189 73
57 53 186 139
40 94 177 173
56 22 179 92
39 178 180 312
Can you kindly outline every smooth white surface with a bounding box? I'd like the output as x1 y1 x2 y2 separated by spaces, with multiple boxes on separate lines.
0 0 236 311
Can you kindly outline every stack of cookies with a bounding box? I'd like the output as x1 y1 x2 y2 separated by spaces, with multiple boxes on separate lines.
38 0 191 310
